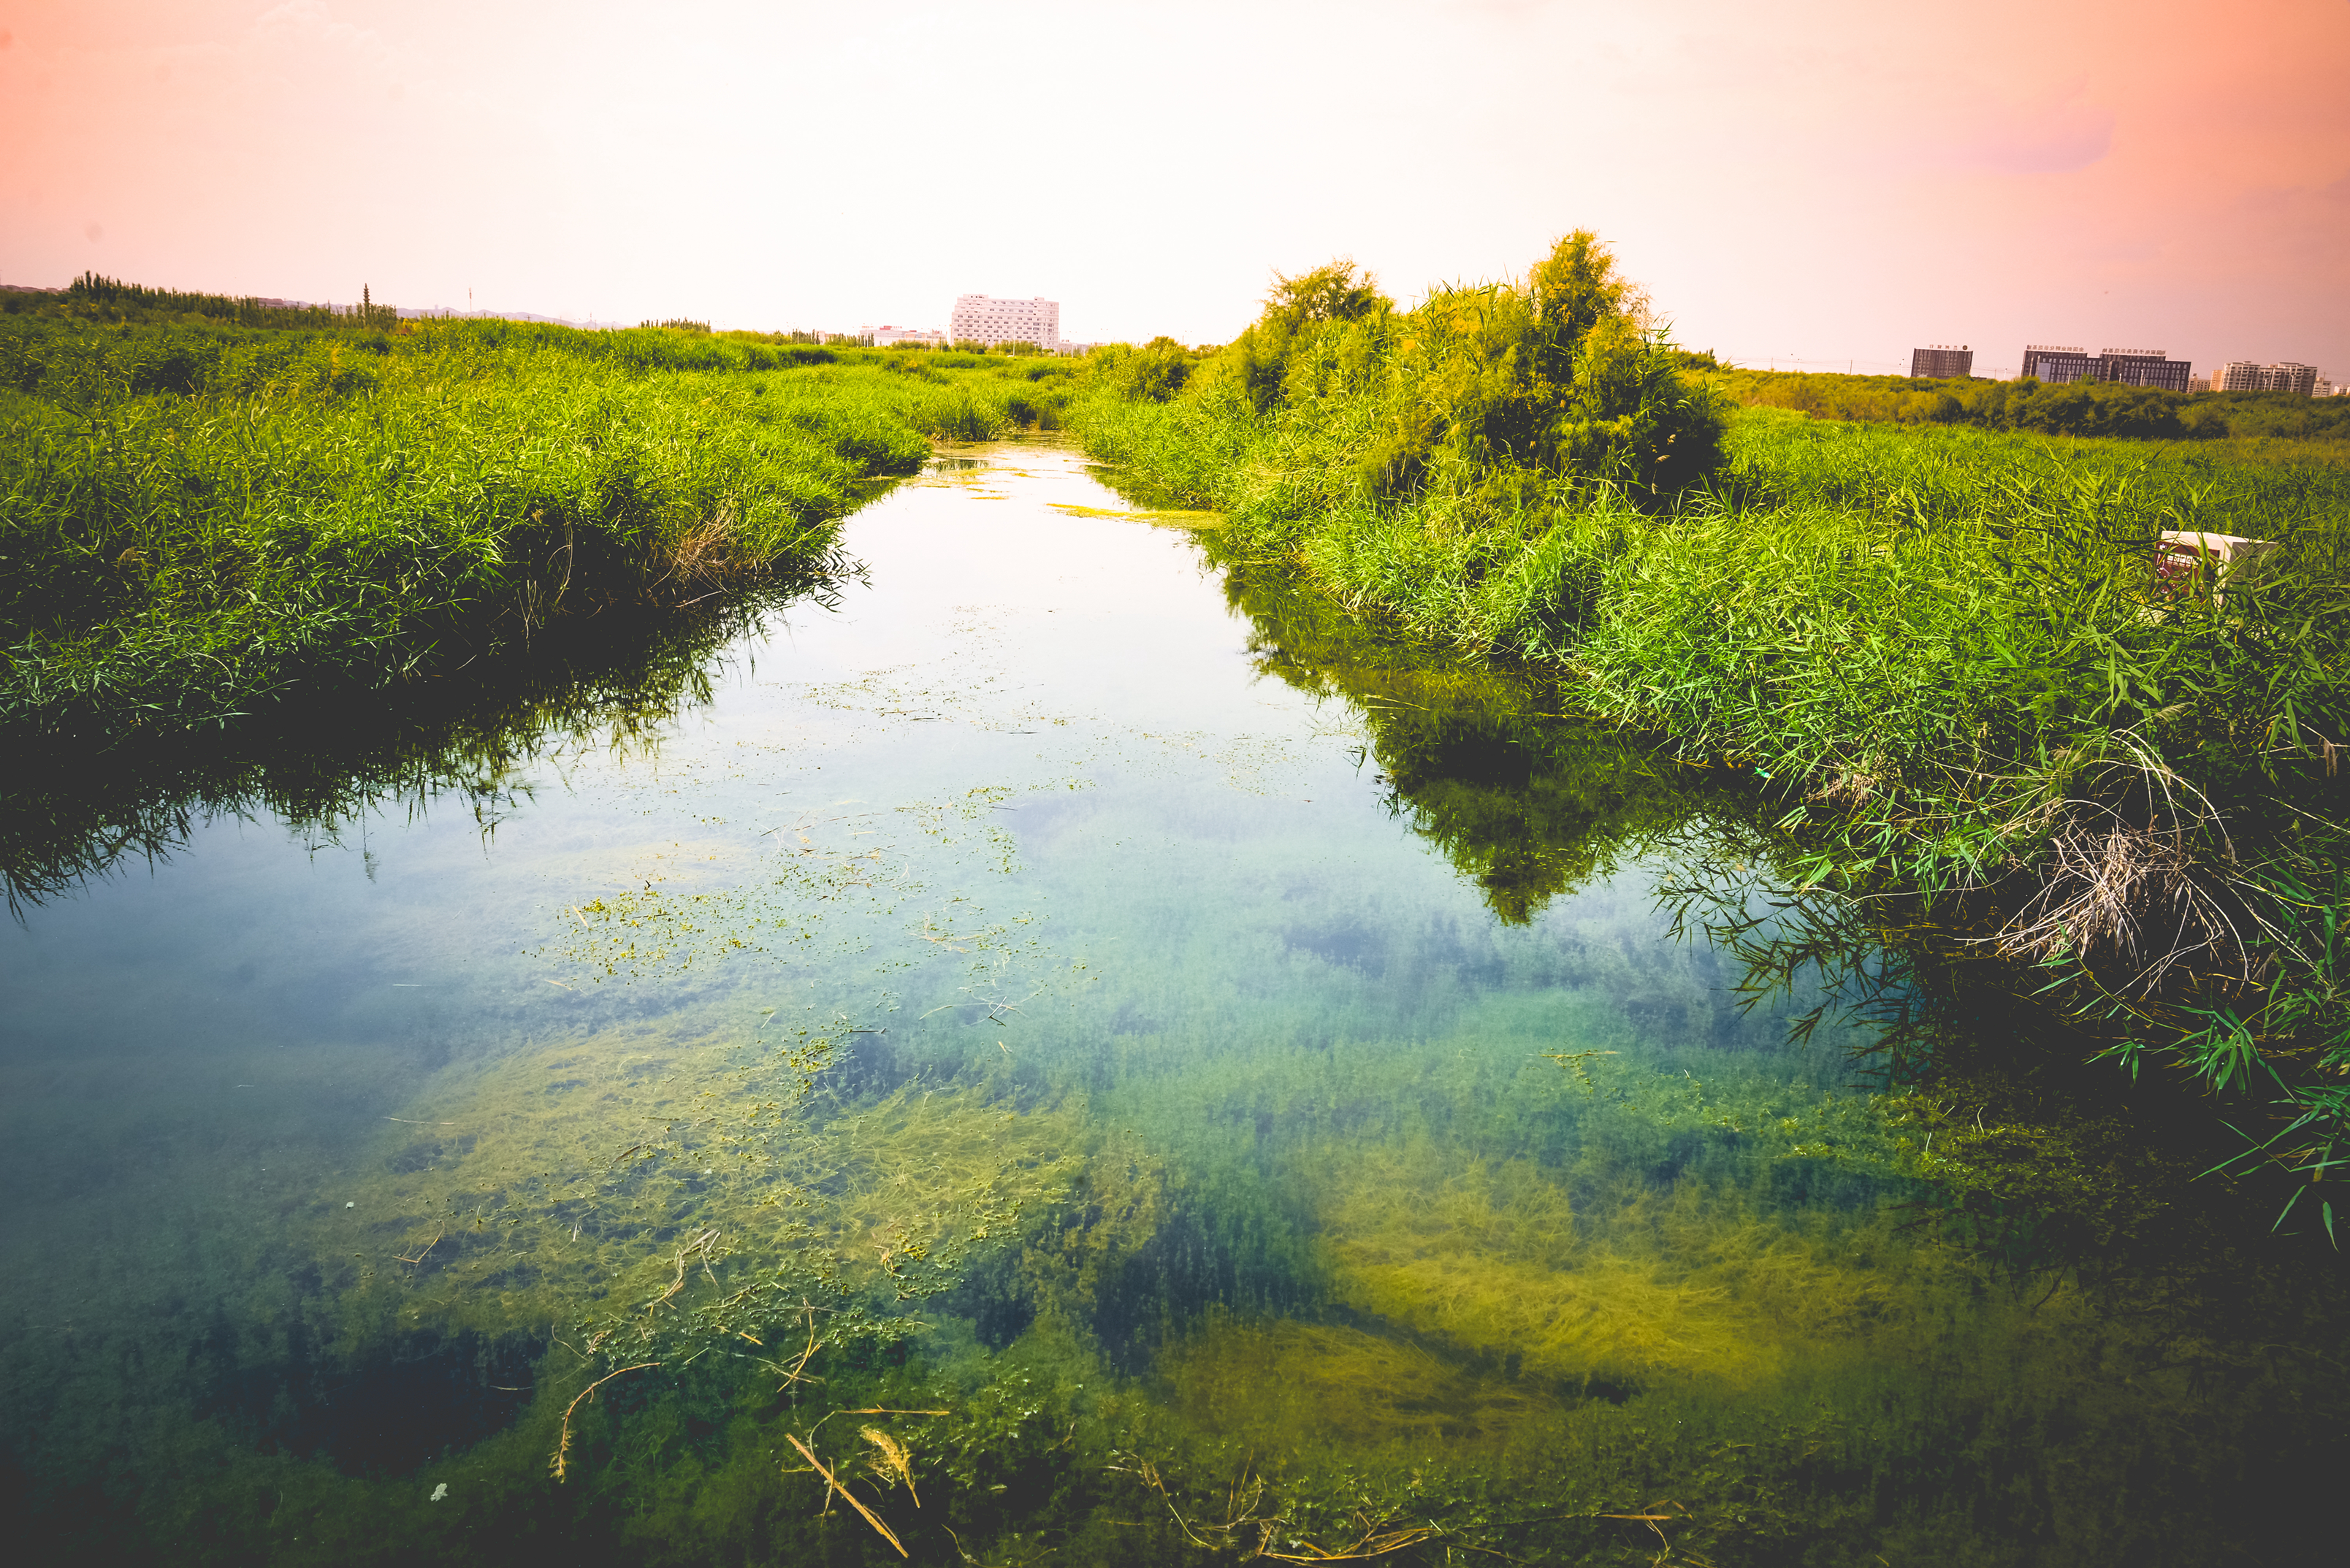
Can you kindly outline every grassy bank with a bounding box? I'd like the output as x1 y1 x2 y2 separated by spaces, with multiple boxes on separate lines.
0 305 1079 746
1071 236 2350 1209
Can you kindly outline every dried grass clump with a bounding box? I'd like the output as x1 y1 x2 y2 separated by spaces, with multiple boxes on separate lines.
657 510 760 591
1994 813 2248 993
1989 742 2259 995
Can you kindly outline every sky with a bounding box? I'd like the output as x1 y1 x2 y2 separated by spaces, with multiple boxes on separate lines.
3 0 2346 378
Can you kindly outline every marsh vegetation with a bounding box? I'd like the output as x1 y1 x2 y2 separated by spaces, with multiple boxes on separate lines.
2 443 2343 1566
1071 236 2350 1214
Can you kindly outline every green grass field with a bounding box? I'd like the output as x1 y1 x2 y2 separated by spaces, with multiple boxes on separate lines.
0 307 1078 746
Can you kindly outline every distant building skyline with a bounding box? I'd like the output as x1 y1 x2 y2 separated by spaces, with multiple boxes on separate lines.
867 324 947 348
2019 345 2193 392
2213 359 2320 396
1910 344 1973 378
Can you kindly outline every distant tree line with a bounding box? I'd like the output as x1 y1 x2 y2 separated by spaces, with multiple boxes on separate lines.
0 309 1118 407
1689 357 2350 443
0 272 404 332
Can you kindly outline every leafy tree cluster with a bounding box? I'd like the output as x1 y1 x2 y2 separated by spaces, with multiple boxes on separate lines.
1109 234 1727 510
1085 335 1205 404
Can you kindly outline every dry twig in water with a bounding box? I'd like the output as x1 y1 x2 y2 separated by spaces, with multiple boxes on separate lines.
649 1227 722 1314
785 1432 907 1557
394 1226 444 1268
549 1362 660 1482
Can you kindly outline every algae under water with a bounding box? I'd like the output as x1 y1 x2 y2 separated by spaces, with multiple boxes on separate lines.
1 443 2343 1566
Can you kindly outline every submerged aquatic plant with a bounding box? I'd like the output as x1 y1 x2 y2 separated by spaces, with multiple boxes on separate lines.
1307 1141 1923 1391
333 1037 1092 1372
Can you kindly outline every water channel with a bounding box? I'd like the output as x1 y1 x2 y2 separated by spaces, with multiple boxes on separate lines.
2 443 2342 1565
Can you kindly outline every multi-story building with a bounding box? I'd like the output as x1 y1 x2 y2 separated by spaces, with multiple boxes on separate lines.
1908 343 1964 376
948 294 1061 351
2214 360 2321 396
866 324 946 348
2094 349 2194 392
2019 345 2091 382
1910 345 1974 378
2018 345 2192 391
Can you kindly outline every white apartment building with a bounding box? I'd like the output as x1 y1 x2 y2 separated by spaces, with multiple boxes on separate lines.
2214 360 2322 396
949 294 1060 351
866 324 946 348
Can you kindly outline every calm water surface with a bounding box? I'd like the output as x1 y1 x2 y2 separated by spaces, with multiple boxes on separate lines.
1 444 2338 1565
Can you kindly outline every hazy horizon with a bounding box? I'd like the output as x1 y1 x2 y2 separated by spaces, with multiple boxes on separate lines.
4 0 2344 378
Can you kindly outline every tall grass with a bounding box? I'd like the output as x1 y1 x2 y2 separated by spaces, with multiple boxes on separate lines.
0 314 1072 745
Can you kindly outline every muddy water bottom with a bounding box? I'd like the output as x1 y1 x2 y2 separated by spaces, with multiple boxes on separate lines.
0 443 2340 1565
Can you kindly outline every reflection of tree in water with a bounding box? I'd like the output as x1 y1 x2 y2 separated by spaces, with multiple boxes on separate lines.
2 571 850 911
1219 555 1741 923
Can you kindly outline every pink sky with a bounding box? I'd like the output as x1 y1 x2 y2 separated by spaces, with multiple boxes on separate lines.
4 1 2346 378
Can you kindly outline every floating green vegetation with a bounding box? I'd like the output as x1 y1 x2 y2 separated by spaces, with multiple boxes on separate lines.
538 785 1053 984
1048 501 1227 529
